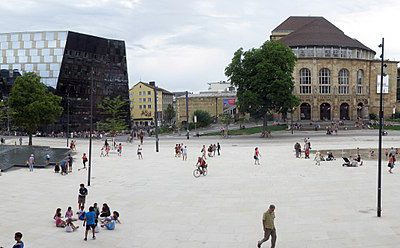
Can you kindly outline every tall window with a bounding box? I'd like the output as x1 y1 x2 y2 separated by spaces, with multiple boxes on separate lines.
299 68 311 94
319 68 331 94
357 69 363 94
338 69 349 94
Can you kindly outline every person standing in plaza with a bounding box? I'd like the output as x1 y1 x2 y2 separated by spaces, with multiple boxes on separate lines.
388 154 395 173
217 142 221 156
12 232 24 248
254 147 261 165
78 183 88 210
82 153 88 170
83 206 97 241
19 137 22 146
201 145 207 160
28 154 34 172
182 145 188 161
137 145 143 159
117 143 122 156
257 204 277 248
67 154 73 173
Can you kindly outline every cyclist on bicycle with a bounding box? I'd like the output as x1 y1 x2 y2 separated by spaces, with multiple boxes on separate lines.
196 156 207 174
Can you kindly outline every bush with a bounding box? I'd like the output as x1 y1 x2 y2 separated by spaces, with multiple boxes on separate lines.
193 110 212 128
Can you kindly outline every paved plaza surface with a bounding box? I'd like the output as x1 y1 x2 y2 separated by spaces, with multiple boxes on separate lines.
1 130 400 247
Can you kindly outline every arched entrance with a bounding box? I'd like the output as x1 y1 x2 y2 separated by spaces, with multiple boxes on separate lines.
300 103 311 120
340 103 350 120
320 103 331 121
357 102 363 118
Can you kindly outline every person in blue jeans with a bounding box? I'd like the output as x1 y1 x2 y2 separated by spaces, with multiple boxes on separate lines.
83 207 96 241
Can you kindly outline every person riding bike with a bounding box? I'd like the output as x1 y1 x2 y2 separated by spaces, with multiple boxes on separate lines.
196 157 207 174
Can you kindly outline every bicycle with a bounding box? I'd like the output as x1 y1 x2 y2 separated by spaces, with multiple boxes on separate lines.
193 165 207 178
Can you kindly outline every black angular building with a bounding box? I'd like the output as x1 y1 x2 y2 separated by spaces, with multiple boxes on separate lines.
0 31 130 131
56 32 130 131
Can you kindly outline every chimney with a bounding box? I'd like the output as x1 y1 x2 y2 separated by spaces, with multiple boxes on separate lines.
149 81 155 87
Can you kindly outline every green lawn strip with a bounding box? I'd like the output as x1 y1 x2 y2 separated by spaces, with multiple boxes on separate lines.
371 125 400 130
203 125 287 136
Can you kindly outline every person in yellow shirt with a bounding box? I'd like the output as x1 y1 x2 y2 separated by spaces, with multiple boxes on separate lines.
258 204 276 248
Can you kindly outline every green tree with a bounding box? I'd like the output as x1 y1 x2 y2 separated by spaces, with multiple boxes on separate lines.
193 110 212 128
219 113 234 135
164 104 175 125
8 72 63 145
97 96 129 135
225 40 299 133
0 100 7 130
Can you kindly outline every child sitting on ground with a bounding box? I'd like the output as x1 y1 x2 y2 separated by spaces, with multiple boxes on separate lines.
65 206 77 221
77 206 86 220
101 211 121 230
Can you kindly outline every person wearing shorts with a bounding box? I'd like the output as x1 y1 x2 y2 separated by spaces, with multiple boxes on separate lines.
83 207 96 241
78 183 88 209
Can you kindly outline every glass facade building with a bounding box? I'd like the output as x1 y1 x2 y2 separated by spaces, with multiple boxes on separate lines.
0 31 130 131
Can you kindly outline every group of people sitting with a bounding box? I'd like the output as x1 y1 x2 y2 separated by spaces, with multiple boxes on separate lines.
53 203 120 233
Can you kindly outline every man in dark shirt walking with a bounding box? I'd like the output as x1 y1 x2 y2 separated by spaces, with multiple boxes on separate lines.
78 183 88 210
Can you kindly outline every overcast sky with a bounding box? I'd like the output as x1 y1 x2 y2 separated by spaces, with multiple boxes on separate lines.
1 0 399 92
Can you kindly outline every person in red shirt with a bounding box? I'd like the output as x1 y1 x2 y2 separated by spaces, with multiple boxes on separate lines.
196 157 207 174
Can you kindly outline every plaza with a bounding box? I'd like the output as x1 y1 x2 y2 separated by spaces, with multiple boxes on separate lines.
0 130 400 247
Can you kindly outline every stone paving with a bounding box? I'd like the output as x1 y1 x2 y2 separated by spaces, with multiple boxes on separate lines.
1 130 400 247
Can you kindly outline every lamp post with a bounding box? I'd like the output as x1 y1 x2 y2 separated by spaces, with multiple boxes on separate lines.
154 85 159 152
185 91 189 139
88 68 94 186
377 38 385 217
66 92 70 148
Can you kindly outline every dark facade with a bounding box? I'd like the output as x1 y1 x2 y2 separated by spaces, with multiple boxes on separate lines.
0 69 21 100
56 31 130 131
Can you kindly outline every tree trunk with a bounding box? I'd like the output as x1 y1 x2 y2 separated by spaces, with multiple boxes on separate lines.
263 113 268 133
28 133 33 146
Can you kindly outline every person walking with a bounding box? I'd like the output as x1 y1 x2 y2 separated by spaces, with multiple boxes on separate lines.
28 154 35 172
81 153 88 170
254 147 261 165
257 204 277 248
388 154 395 173
137 145 143 159
67 154 73 173
217 142 221 156
83 207 97 241
78 183 88 210
182 146 188 161
19 137 22 146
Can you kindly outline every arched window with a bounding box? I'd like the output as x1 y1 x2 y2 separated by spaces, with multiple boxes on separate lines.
357 69 363 94
319 68 331 94
299 68 311 94
338 69 349 94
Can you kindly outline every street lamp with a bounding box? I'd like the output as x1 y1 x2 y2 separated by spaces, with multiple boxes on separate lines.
66 92 70 148
154 85 159 152
377 38 385 217
88 68 94 186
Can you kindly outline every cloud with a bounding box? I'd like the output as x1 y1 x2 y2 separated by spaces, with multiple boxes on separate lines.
0 0 398 92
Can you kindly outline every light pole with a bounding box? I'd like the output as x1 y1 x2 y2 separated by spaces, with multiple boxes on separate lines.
66 92 70 148
291 108 294 135
377 38 385 217
185 91 189 139
88 68 94 186
154 85 159 152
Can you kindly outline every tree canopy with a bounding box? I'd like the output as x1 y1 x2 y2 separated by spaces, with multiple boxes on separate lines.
97 96 129 134
193 110 212 128
225 40 299 131
164 104 175 125
8 72 63 145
